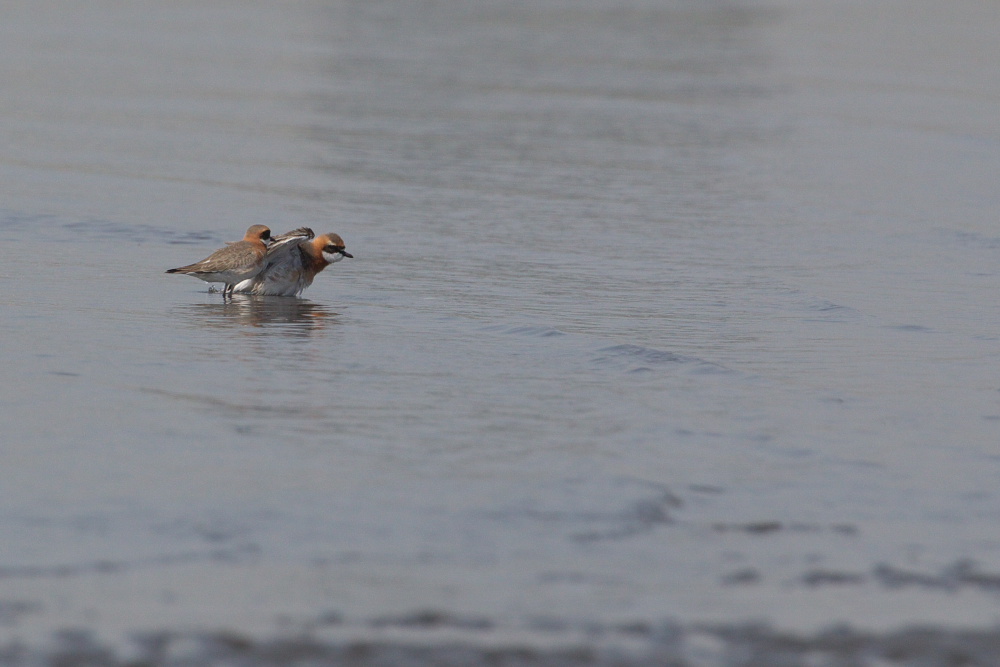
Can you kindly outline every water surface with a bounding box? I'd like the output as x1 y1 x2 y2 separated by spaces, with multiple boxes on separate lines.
3 0 1000 664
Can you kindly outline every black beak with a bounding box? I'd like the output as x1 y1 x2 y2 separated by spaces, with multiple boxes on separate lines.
340 250 354 258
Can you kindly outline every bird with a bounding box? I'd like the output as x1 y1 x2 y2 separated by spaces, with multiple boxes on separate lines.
232 227 352 297
166 225 272 296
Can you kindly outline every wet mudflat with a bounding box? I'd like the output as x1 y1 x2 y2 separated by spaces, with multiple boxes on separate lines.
2 0 1000 664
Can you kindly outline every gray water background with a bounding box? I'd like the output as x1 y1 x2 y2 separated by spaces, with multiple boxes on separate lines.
3 0 1000 663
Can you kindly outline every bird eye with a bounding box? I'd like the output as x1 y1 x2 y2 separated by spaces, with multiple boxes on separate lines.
324 246 337 253
262 231 271 239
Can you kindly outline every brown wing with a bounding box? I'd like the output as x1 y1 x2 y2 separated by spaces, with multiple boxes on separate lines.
175 241 262 274
271 227 314 244
251 227 314 272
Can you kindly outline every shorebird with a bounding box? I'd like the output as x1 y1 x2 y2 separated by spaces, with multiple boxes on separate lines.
232 227 352 297
166 225 272 296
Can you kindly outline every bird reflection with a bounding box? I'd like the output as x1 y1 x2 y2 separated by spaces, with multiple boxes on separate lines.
171 294 337 338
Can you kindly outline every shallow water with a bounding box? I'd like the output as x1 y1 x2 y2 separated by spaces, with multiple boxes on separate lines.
3 0 1000 664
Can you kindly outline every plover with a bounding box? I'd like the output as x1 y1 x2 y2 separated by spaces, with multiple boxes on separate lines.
233 227 352 297
166 225 272 296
